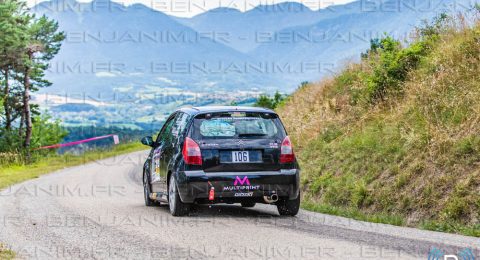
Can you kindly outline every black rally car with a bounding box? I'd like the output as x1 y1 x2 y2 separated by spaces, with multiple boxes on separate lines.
141 106 300 216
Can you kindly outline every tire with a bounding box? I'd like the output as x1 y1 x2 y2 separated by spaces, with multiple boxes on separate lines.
241 202 256 208
168 174 190 216
143 172 157 207
277 193 300 216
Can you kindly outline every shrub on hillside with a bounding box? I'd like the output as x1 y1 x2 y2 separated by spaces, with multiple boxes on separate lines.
358 14 449 104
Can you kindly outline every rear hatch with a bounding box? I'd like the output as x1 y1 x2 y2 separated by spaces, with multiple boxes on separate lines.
190 111 286 172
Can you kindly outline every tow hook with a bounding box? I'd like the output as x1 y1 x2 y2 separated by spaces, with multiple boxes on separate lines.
209 187 215 201
208 181 215 201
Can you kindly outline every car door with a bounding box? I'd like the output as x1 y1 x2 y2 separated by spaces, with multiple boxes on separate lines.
150 113 177 193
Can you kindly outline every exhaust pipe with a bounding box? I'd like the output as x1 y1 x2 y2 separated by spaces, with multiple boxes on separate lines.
263 194 279 204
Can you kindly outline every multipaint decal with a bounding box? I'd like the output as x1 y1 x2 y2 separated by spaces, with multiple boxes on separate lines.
223 176 260 192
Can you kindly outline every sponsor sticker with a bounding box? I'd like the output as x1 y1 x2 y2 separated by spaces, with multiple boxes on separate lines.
428 247 475 260
151 147 162 183
231 112 246 117
203 143 219 147
223 185 260 191
234 192 254 197
269 142 279 148
234 176 250 186
223 176 260 192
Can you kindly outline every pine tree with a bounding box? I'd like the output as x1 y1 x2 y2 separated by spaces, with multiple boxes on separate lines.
0 0 65 161
21 15 65 160
0 0 29 132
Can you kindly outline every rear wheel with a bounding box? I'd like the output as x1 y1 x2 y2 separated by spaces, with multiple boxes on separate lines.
241 202 256 208
277 193 300 216
143 172 156 207
168 174 190 216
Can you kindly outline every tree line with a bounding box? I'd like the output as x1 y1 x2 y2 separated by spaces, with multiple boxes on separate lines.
0 0 66 162
253 82 309 109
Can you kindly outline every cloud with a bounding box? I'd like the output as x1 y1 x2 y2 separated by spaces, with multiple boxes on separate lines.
95 72 117 78
156 77 178 85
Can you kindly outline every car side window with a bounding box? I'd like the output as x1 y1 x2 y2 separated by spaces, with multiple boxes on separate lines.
155 114 177 144
172 112 189 141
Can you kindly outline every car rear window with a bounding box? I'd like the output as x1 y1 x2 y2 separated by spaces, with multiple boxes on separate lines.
192 112 285 139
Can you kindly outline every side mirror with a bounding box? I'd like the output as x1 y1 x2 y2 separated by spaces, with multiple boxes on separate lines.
141 136 154 147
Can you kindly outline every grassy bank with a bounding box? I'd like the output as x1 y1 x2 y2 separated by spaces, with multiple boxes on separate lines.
277 14 480 237
0 142 146 190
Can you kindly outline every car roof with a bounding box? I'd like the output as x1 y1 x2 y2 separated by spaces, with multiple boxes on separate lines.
178 106 276 115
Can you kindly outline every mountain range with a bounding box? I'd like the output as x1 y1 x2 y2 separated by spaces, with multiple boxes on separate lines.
32 0 477 96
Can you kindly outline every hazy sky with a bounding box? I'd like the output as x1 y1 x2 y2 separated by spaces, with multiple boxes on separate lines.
26 0 356 17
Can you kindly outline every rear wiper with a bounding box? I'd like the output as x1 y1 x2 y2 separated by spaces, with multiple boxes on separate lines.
238 133 267 137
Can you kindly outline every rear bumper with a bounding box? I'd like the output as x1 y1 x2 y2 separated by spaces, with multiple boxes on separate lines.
176 169 300 203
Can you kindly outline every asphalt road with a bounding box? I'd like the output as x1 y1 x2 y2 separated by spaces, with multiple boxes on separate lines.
1 151 479 259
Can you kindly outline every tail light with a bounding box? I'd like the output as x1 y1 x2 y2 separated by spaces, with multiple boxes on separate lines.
279 136 295 163
182 137 202 165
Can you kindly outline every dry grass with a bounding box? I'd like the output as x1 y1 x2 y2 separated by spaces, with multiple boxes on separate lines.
0 243 15 260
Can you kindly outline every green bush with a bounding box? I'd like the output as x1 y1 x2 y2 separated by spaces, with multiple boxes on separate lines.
359 15 448 103
362 37 430 102
254 91 285 109
0 113 68 163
